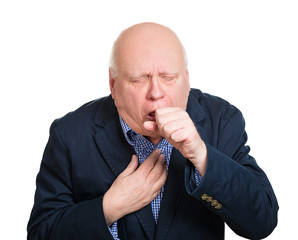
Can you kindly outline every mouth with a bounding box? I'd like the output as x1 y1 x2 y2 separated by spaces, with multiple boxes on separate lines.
146 111 156 121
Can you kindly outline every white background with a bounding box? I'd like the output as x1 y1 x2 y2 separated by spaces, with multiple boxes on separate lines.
1 0 297 239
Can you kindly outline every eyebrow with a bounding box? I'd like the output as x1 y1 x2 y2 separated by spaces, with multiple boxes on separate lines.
159 72 179 77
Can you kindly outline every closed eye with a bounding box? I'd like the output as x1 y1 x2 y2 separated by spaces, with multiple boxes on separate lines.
130 75 149 83
162 76 175 81
160 73 179 81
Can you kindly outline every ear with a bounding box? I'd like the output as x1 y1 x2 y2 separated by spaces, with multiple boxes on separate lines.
185 69 190 90
109 68 116 99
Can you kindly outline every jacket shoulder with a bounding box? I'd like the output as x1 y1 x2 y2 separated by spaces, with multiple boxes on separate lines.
50 96 113 137
190 88 239 116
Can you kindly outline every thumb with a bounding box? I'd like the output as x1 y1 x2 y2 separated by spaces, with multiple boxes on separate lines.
119 155 138 177
143 121 157 132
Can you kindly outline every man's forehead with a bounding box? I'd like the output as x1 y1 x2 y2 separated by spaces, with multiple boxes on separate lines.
117 41 184 73
119 61 182 77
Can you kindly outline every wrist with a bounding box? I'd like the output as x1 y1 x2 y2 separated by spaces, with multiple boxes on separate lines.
191 140 207 177
103 192 121 226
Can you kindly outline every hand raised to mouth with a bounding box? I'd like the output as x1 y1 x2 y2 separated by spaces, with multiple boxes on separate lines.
144 107 207 177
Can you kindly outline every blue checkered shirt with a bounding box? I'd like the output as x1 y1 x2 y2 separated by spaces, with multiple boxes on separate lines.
108 116 202 239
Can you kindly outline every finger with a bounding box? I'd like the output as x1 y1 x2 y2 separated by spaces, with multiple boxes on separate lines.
119 155 139 177
156 109 190 132
143 121 157 132
155 107 181 116
147 153 165 182
155 108 181 126
151 188 163 200
144 107 180 133
159 119 188 140
137 149 161 176
170 127 194 143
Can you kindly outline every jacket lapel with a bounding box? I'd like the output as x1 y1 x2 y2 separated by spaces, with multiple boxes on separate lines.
135 205 156 240
94 114 134 177
93 96 156 240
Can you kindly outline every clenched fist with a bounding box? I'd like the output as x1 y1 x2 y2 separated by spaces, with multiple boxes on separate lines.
143 107 207 177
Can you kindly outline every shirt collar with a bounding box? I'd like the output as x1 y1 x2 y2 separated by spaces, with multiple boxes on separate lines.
118 115 172 150
119 115 136 145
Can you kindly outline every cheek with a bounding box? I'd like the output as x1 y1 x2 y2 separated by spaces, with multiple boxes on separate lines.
114 84 132 105
115 89 144 116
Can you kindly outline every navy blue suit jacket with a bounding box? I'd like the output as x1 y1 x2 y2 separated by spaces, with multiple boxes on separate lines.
27 89 278 240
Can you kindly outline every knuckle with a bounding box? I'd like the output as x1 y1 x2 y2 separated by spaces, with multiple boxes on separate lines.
182 111 189 118
162 123 170 133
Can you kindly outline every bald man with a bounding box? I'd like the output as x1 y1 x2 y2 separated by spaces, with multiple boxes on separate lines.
27 23 278 240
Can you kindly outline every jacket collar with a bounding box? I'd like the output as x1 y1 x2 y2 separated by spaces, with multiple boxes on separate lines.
186 89 206 125
93 95 118 128
187 90 207 143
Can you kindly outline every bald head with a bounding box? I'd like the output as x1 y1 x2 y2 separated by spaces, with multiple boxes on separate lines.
109 22 187 76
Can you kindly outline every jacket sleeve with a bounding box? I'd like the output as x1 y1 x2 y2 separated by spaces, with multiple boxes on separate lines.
185 105 279 240
27 121 114 240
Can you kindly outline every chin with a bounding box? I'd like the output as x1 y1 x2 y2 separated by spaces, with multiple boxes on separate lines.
143 131 163 144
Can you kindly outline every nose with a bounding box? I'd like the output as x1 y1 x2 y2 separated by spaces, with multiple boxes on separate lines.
146 76 165 101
